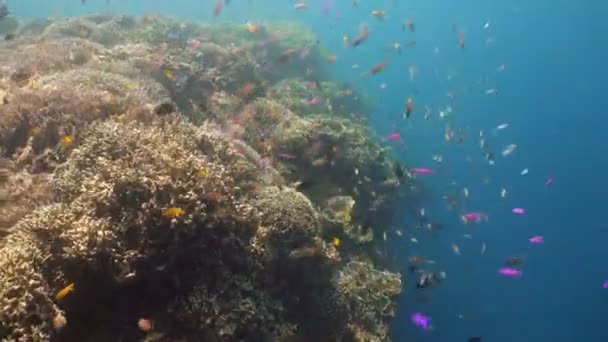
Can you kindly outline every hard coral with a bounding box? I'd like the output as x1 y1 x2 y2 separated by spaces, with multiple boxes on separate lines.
335 260 402 341
253 186 319 256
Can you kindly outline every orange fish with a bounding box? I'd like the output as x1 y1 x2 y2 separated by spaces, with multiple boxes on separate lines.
363 61 388 76
328 54 337 63
55 283 75 300
246 22 257 34
213 0 223 16
163 207 184 218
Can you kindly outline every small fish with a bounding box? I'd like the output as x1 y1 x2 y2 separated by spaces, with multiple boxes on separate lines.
410 237 419 243
411 168 434 175
308 96 319 106
411 313 431 330
405 97 413 118
529 235 544 244
352 24 369 47
481 242 487 256
498 267 522 277
603 281 608 289
461 212 487 224
137 318 154 332
246 22 257 34
484 20 491 29
4 33 15 41
371 10 385 20
469 337 482 342
213 0 223 16
451 243 461 255
163 207 184 218
387 132 401 141
463 187 469 198
331 237 341 247
521 168 529 175
294 2 308 10
56 283 75 300
496 123 509 130
402 18 415 32
199 168 209 177
505 256 523 267
61 134 75 147
500 188 507 198
512 207 525 215
502 144 517 156
545 175 553 187
364 61 388 76
485 88 498 95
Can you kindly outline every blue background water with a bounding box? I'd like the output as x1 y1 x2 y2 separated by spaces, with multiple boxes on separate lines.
11 1 608 341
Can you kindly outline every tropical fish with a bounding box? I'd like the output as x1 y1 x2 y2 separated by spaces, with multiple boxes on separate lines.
502 144 517 156
331 237 341 247
56 283 75 300
411 313 431 330
163 207 184 218
512 207 525 214
213 0 223 16
387 132 401 141
498 267 522 277
405 97 413 118
411 168 434 175
529 236 544 244
371 10 385 20
352 24 369 47
461 212 487 224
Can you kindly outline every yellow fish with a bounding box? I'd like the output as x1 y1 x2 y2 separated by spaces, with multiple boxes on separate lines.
199 168 209 178
164 68 175 80
30 127 42 136
56 283 75 300
61 134 74 147
163 207 184 218
331 237 341 247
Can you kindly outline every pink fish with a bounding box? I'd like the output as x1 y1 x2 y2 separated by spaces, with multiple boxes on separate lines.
411 168 434 174
512 208 525 215
309 96 319 105
603 280 608 289
306 81 317 89
498 267 522 277
387 132 401 141
545 175 553 187
322 0 332 15
461 212 488 224
529 235 544 244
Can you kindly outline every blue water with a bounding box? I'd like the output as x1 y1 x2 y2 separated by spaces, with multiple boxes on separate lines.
12 1 608 341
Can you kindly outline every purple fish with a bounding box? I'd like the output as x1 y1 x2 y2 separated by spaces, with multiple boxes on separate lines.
411 312 431 330
529 235 544 244
322 0 332 15
498 267 522 277
512 208 525 214
603 281 608 289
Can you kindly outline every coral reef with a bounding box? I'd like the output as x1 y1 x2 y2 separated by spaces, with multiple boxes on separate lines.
0 14 405 342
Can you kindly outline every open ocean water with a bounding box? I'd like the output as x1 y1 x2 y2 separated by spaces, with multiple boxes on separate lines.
6 0 608 341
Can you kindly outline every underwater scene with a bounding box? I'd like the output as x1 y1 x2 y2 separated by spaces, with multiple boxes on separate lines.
0 0 605 341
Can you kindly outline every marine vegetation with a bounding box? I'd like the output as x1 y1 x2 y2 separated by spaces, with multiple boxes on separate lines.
0 14 404 342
